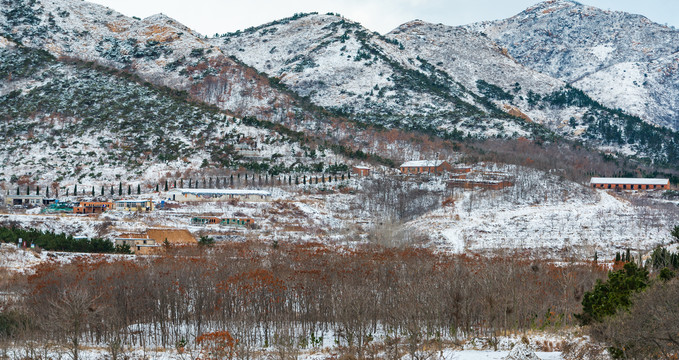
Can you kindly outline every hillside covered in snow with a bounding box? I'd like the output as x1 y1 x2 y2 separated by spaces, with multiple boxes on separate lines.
472 0 679 130
1 0 679 171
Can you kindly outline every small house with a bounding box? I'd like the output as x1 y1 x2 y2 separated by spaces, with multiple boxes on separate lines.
115 235 160 255
4 195 45 207
73 201 113 214
590 177 670 190
400 160 452 175
191 216 222 225
115 228 197 254
114 199 154 212
352 166 371 176
221 218 254 227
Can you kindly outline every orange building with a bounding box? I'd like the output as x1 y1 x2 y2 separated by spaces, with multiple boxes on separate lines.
115 228 198 254
352 166 371 176
73 202 113 214
400 160 452 175
590 177 670 190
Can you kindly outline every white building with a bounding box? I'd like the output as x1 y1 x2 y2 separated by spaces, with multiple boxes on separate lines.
167 188 272 203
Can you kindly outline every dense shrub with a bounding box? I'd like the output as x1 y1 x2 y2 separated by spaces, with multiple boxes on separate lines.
0 226 129 253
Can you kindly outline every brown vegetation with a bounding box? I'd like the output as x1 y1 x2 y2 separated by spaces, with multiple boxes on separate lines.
0 242 608 356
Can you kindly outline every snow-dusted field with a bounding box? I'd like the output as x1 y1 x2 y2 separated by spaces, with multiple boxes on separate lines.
409 166 678 259
1 164 677 269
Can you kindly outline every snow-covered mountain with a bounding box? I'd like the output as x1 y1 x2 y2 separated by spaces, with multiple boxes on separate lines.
2 0 679 169
213 13 538 139
0 38 347 186
472 0 679 130
213 11 679 165
0 0 303 123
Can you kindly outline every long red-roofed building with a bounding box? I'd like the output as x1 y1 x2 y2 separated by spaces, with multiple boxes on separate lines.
589 177 670 190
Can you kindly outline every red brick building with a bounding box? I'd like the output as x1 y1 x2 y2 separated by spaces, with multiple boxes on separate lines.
400 160 452 175
352 166 371 176
589 177 670 190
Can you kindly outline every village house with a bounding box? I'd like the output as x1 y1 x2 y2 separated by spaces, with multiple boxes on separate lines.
114 199 154 212
4 195 50 207
351 166 370 176
191 216 254 227
115 228 197 254
590 177 670 190
115 235 159 255
167 188 272 203
352 166 371 176
399 160 452 175
73 201 113 214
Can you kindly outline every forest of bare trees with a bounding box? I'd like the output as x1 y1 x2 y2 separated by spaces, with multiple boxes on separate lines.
0 242 608 358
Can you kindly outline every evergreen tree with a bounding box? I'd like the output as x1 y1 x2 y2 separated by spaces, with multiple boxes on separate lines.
74 185 78 196
180 179 184 188
118 182 122 196
127 185 131 195
137 184 141 195
173 180 177 188
164 180 169 191
66 189 69 196
615 252 621 262
26 186 30 195
230 174 234 186
626 248 631 263
36 186 40 195
16 188 19 195
189 179 192 188
91 187 95 196
110 186 114 196
155 184 159 192
100 186 104 196
46 186 49 198
594 251 598 264
577 262 649 325
303 175 306 185
672 225 679 242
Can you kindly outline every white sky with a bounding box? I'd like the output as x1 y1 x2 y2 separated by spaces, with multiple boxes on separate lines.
87 0 679 36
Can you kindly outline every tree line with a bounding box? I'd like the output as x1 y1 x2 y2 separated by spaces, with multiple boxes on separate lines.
0 226 129 254
0 242 606 359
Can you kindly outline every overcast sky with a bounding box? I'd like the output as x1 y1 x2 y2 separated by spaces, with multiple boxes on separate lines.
87 0 679 36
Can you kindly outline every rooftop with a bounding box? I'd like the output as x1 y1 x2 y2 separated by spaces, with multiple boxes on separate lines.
400 160 447 167
590 177 669 185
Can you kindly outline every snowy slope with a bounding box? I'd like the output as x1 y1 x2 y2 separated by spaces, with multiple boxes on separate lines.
0 42 344 186
409 165 679 259
211 10 679 164
472 0 679 130
2 0 679 167
214 13 539 139
0 0 304 123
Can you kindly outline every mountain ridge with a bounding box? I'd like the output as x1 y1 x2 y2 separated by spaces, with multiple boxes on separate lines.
1 0 679 181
